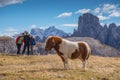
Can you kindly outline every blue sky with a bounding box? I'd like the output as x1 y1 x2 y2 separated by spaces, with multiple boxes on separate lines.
0 0 120 36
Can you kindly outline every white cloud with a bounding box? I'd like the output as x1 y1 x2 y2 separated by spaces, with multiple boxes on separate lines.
94 7 101 13
39 26 47 30
102 4 116 13
30 24 37 28
0 0 25 7
57 12 72 18
102 4 120 17
116 23 120 26
30 24 48 30
98 14 109 20
5 28 18 32
1 28 19 36
100 23 104 26
75 9 90 14
109 10 120 17
93 4 120 21
100 23 109 27
61 24 78 27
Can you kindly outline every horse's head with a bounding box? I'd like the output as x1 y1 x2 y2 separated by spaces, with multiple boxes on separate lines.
45 36 62 51
45 36 55 51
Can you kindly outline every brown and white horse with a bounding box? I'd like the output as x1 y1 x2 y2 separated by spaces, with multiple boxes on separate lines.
45 36 91 70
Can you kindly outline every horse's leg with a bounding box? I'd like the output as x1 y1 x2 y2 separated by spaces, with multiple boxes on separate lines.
82 60 87 70
64 58 69 70
60 55 69 70
79 57 87 70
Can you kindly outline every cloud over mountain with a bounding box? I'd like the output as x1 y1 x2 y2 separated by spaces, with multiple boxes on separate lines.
94 4 120 20
75 9 90 14
61 24 77 27
57 12 72 18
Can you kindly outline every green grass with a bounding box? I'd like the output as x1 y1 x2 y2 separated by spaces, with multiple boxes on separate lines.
0 54 119 80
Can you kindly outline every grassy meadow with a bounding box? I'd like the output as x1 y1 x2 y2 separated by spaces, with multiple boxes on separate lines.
0 54 119 80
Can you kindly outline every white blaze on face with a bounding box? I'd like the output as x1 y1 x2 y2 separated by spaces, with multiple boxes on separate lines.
59 39 79 58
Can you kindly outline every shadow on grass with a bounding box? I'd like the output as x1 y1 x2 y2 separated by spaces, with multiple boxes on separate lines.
47 68 65 72
18 69 43 73
0 73 8 76
18 68 71 73
0 73 13 77
46 68 86 72
18 68 86 73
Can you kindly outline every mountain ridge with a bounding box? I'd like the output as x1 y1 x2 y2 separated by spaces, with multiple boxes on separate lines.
31 26 69 41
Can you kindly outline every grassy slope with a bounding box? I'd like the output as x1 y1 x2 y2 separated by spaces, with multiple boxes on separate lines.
0 54 119 80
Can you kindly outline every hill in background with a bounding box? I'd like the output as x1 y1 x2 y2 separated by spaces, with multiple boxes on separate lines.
67 37 120 57
0 36 16 53
0 36 120 57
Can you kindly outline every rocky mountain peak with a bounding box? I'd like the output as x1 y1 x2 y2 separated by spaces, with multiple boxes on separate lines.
75 13 102 39
109 23 117 30
104 24 107 28
79 13 100 25
72 13 120 51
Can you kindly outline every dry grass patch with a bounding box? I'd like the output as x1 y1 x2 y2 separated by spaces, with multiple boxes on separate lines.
0 54 119 80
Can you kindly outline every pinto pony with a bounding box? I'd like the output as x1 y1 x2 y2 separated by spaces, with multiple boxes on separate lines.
45 36 91 70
